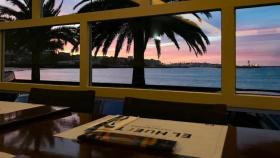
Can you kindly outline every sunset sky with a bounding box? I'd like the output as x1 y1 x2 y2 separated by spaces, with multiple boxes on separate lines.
1 1 280 66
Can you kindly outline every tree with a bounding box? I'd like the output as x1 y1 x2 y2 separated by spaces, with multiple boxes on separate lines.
0 0 79 82
75 0 210 87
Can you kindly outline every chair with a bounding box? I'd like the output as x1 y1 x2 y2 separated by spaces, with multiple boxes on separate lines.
28 88 96 114
123 97 227 125
0 91 19 101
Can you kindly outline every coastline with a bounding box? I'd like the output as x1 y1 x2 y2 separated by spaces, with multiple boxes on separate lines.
5 65 280 69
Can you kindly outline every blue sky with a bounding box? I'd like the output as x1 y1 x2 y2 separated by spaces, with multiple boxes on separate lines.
236 5 280 30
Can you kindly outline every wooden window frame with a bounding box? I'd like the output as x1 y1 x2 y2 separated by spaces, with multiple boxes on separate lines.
0 0 280 110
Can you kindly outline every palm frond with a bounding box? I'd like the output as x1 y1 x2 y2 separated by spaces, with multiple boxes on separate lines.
90 20 126 56
192 12 212 22
115 32 127 58
73 0 88 10
51 26 80 52
43 0 55 11
43 0 63 17
93 45 102 57
0 6 22 19
92 33 107 56
201 11 212 18
0 15 15 21
102 32 118 55
165 31 180 49
114 23 132 57
3 0 80 56
23 0 31 7
169 17 209 55
6 0 29 13
75 0 211 60
126 33 133 53
75 0 139 13
52 0 63 16
48 40 65 51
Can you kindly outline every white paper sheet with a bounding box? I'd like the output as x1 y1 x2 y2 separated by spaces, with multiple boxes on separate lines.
55 115 228 158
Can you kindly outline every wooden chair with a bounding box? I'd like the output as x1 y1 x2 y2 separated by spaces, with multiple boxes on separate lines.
123 97 227 125
28 88 96 114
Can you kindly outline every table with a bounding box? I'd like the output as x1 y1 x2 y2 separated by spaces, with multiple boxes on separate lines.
0 112 279 158
0 101 70 129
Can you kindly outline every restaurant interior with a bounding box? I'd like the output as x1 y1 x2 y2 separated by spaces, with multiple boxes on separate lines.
0 0 280 157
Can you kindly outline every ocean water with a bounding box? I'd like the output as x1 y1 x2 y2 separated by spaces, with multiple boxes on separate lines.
6 67 280 93
237 67 280 91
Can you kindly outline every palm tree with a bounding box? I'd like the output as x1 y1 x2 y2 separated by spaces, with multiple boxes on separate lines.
75 0 210 87
0 0 79 82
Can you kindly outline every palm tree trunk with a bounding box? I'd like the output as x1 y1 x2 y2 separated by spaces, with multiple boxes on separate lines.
31 50 40 83
132 26 145 87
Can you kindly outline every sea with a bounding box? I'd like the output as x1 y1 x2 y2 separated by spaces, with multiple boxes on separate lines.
6 67 280 95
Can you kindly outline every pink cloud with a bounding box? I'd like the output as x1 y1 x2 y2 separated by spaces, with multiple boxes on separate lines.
237 27 280 66
61 23 280 66
93 37 221 64
237 27 280 37
144 41 221 64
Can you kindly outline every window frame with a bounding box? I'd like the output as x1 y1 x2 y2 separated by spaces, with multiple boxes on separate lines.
0 0 280 110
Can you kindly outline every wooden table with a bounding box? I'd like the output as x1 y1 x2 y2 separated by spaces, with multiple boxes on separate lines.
0 102 70 129
0 112 279 158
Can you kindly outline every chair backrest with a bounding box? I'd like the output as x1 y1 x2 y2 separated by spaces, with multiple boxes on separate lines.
28 88 95 114
0 91 18 101
123 97 227 125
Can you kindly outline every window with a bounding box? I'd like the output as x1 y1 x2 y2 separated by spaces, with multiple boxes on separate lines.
236 5 280 96
43 0 140 17
90 11 221 91
0 0 32 21
1 0 279 110
4 24 80 84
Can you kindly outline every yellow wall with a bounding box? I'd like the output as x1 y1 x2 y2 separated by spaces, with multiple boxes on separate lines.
0 0 280 110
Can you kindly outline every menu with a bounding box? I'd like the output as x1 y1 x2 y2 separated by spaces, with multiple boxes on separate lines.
55 115 228 158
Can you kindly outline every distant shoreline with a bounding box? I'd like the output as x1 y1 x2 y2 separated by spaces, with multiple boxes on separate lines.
5 66 280 69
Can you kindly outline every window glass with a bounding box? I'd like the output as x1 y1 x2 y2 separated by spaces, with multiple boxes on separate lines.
4 24 80 84
43 0 139 17
0 0 32 22
236 5 280 96
90 11 221 91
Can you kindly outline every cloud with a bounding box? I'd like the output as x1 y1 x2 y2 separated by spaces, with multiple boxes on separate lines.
237 27 280 37
236 30 280 66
